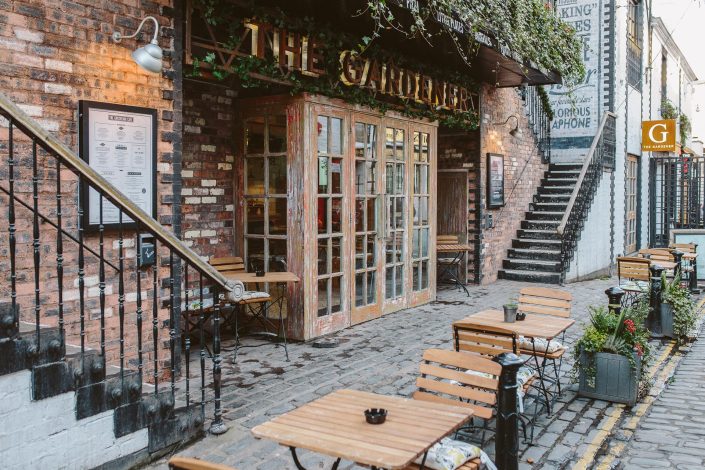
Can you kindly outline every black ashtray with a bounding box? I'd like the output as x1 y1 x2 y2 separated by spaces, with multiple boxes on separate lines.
255 270 265 277
364 408 387 425
516 312 526 321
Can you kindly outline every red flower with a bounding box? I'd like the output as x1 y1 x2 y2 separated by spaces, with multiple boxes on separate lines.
635 343 643 357
624 319 636 334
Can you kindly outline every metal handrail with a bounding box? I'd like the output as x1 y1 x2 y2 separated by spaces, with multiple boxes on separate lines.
556 111 617 235
0 92 241 299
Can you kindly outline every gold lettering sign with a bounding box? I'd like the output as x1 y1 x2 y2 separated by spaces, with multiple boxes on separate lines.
339 50 473 113
642 119 677 152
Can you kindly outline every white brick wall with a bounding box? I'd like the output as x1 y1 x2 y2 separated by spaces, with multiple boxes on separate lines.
0 370 148 469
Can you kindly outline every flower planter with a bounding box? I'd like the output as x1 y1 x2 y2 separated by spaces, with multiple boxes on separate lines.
578 351 641 406
646 303 675 339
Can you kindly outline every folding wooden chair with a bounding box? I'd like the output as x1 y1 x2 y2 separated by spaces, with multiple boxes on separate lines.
169 456 237 470
516 287 572 412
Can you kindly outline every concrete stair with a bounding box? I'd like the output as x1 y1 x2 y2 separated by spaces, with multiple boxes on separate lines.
498 163 581 284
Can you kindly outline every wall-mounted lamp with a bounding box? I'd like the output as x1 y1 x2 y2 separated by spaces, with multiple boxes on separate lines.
112 16 162 74
493 115 521 138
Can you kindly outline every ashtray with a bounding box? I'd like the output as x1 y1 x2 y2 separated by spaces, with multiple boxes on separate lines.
255 270 265 277
516 313 526 321
364 408 387 425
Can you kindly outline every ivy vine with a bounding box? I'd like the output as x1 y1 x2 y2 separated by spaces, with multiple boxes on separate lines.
661 99 692 148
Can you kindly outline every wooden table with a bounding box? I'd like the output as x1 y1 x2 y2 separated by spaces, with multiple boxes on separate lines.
648 260 677 270
252 389 474 470
453 309 574 341
436 244 472 297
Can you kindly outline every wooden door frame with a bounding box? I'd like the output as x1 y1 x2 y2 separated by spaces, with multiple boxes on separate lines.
437 168 469 284
625 154 638 255
349 112 385 326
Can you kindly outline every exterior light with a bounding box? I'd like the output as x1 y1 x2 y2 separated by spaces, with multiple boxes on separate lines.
112 16 162 74
494 115 522 138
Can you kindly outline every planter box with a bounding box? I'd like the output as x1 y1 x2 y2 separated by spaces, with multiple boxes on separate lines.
646 303 675 339
578 352 641 406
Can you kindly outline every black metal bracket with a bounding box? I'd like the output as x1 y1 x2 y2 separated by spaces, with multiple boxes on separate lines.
289 447 340 470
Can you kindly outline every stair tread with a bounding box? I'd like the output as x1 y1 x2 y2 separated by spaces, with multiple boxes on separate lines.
510 248 561 254
516 238 561 244
499 269 561 276
507 259 560 266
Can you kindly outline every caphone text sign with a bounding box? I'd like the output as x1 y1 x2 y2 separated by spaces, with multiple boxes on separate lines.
642 120 677 152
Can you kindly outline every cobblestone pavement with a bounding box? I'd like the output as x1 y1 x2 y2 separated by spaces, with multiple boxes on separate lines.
147 277 698 470
614 321 705 470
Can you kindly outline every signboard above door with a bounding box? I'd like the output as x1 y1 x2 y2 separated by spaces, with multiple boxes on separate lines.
642 119 677 152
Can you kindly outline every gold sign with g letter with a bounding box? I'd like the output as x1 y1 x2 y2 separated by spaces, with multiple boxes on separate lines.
642 119 677 152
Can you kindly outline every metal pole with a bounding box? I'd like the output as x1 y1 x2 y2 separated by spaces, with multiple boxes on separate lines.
648 264 665 337
493 352 523 470
673 250 684 281
605 287 625 315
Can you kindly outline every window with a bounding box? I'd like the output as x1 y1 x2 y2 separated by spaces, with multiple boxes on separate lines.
385 127 406 300
244 115 288 274
412 131 431 291
316 115 345 316
626 0 642 90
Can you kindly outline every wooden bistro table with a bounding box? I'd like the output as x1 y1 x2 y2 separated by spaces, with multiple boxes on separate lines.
223 271 300 360
453 309 575 414
252 389 474 470
437 243 473 297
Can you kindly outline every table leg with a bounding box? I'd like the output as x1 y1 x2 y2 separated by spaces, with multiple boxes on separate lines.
289 447 340 470
438 251 469 297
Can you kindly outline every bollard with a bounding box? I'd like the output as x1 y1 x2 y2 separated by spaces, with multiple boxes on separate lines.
605 287 625 315
493 352 524 470
648 264 665 338
692 244 700 293
673 250 684 282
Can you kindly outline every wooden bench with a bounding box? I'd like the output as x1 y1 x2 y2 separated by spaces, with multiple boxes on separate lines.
168 457 237 470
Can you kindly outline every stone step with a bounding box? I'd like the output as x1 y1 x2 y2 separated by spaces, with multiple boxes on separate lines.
512 238 563 250
517 229 560 240
541 177 578 187
545 169 581 179
530 202 568 212
498 269 561 284
538 186 574 195
507 248 561 261
502 258 562 272
549 163 583 172
525 211 564 221
521 220 560 231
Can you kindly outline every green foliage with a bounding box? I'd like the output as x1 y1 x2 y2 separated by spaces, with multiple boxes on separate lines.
661 273 697 341
363 0 586 87
572 301 651 389
536 86 554 121
189 1 482 130
661 99 692 147
679 114 692 148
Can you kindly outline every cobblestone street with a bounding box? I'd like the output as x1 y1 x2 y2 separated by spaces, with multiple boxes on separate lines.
148 278 702 470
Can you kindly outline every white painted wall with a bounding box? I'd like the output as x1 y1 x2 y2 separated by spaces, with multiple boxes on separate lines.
0 370 149 469
566 174 613 281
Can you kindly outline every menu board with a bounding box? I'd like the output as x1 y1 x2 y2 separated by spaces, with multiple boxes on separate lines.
79 101 157 229
487 153 505 208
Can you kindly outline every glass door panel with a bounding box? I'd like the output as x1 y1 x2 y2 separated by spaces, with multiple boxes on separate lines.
351 119 382 324
316 114 345 317
412 131 431 292
384 126 406 302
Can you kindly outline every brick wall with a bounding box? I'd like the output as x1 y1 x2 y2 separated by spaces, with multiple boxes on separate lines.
182 80 235 257
479 85 547 284
0 0 179 374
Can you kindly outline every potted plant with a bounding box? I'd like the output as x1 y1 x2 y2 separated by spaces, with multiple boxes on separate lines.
573 300 650 406
503 298 518 323
660 273 696 341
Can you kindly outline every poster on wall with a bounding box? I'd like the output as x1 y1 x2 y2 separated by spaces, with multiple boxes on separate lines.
487 153 505 208
548 0 602 161
79 101 157 230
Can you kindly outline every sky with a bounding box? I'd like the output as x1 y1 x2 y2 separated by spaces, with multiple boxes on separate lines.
653 0 705 140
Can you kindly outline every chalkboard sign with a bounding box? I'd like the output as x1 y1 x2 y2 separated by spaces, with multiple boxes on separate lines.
79 101 157 230
487 153 505 208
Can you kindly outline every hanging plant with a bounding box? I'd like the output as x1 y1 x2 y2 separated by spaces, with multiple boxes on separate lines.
661 99 692 148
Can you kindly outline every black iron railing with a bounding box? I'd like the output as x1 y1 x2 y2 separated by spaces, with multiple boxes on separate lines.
0 92 244 434
556 112 617 282
521 85 552 163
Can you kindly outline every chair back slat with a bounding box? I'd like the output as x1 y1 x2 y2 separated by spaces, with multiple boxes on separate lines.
209 256 245 274
617 256 651 282
453 325 518 357
670 243 697 253
414 349 499 420
518 287 572 318
169 457 237 470
437 235 460 245
639 248 674 261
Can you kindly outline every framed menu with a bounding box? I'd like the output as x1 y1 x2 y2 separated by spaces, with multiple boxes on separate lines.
79 101 157 230
487 153 505 208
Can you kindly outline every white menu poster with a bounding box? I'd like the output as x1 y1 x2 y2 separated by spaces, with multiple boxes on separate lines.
80 102 156 228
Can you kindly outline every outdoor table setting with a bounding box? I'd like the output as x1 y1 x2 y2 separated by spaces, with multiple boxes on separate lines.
251 389 476 470
436 242 472 297
453 308 575 415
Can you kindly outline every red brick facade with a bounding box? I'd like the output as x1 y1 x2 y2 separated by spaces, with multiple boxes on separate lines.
0 0 178 373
